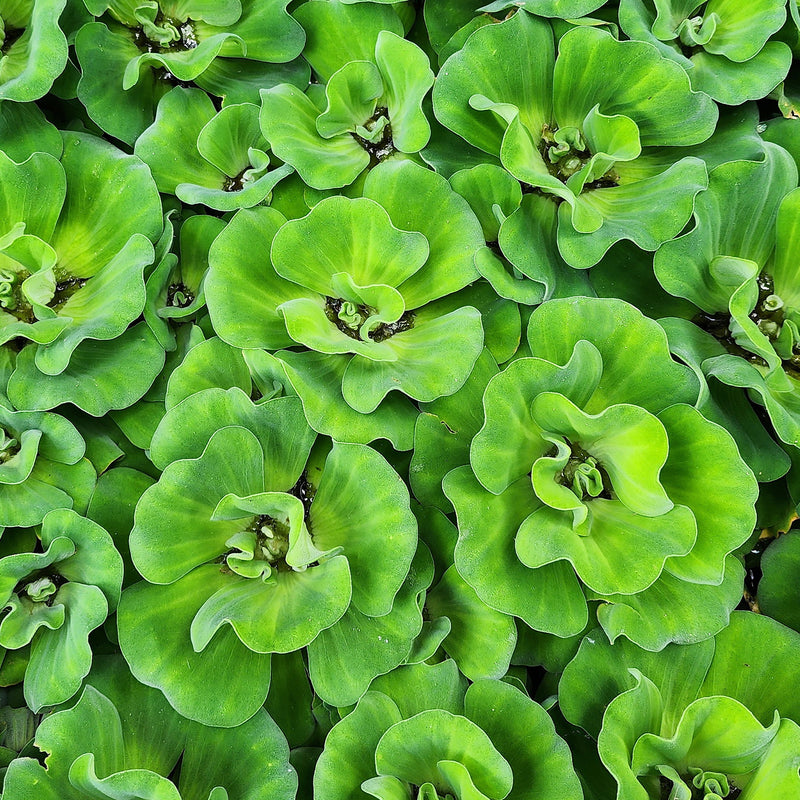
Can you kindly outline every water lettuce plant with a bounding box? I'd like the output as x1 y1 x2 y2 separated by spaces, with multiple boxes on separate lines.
74 0 307 143
261 30 434 189
0 510 121 710
3 656 296 799
206 160 484 447
619 0 792 104
559 612 800 799
315 660 583 800
656 143 800 480
444 297 757 649
0 402 94 527
0 131 162 382
135 87 293 210
118 393 420 725
433 11 716 268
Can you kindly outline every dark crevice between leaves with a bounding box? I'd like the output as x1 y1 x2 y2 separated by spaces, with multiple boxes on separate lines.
351 107 396 165
0 26 23 55
324 296 416 342
11 572 67 608
290 471 315 521
51 276 88 311
166 282 194 308
223 169 248 192
693 311 770 367
738 535 774 611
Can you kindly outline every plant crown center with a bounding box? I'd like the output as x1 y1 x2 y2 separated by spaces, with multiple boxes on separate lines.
0 428 19 463
167 282 194 308
693 272 800 378
749 273 785 340
51 275 88 310
248 514 291 566
539 123 619 189
352 106 396 162
660 768 740 800
12 572 67 607
0 266 28 317
558 441 612 501
324 296 415 342
133 12 198 52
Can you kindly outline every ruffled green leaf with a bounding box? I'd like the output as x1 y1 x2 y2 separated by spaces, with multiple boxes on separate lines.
0 100 62 162
553 26 716 148
309 441 416 616
631 695 780 780
526 297 699 412
276 349 418 449
149 391 314 481
593 555 745 651
131 425 265 582
445 466 588 637
374 710 513 798
373 31 434 153
306 545 431 707
465 679 583 800
275 194 427 295
313 691 403 800
758 532 800 631
700 611 800 727
117 566 272 727
25 582 108 711
433 12 554 157
426 566 516 681
68 754 182 800
293 0 403 82
178 709 297 800
260 83 370 190
189 554 351 653
658 404 757 585
7 324 166 415
362 159 483 308
655 144 797 312
52 132 163 278
0 0 68 102
206 206 299 350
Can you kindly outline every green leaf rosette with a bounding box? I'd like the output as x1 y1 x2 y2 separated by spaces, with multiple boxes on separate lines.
118 394 419 725
0 402 95 528
619 0 792 105
260 29 434 190
433 12 716 268
75 0 307 144
315 660 583 800
0 509 122 711
445 296 757 650
205 161 485 447
0 0 69 101
2 656 297 799
135 87 293 211
655 143 800 465
0 132 163 386
559 612 800 799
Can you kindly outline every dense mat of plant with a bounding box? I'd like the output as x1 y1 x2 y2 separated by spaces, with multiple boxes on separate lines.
0 0 799 798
